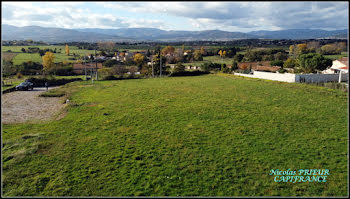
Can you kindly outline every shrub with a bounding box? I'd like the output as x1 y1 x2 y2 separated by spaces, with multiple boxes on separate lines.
169 70 209 77
55 66 74 76
25 77 82 87
278 68 287 73
270 60 284 67
173 62 185 73
16 72 23 79
39 90 65 97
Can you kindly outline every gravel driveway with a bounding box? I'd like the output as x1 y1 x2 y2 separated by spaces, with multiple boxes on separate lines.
1 87 65 124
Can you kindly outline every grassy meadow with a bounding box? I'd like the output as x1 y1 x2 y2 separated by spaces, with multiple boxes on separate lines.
2 74 348 196
2 45 99 65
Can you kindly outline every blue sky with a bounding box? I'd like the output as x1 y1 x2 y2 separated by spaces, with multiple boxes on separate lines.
1 1 349 32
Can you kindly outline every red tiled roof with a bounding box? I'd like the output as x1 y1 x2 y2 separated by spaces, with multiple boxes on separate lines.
338 57 348 66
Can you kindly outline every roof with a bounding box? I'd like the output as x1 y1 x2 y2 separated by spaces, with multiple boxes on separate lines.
337 57 348 66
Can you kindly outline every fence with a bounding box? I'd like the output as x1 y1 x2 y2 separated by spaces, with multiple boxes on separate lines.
234 71 349 83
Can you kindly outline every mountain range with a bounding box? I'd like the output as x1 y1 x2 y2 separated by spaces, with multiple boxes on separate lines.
2 24 348 43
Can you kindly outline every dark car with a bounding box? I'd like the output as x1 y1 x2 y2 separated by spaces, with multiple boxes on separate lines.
16 82 34 91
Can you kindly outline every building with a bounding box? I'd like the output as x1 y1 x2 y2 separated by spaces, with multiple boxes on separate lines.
322 57 348 74
72 63 103 75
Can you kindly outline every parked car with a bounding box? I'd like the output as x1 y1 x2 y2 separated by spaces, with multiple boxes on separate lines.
16 82 34 91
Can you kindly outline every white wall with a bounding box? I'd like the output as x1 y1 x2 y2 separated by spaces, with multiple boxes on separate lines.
234 71 349 83
253 71 296 83
296 73 349 83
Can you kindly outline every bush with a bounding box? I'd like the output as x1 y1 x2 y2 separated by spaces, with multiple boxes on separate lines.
270 60 284 67
200 63 210 72
103 59 119 67
169 70 210 77
173 62 185 73
55 66 74 76
16 72 23 79
25 77 82 87
278 68 288 73
39 90 65 97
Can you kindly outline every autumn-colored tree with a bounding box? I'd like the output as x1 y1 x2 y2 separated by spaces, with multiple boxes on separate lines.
65 44 69 56
194 50 203 61
289 45 295 57
133 53 145 66
283 58 299 69
296 44 307 55
98 41 115 51
320 43 342 55
161 45 175 56
218 50 226 58
200 46 206 55
42 52 55 74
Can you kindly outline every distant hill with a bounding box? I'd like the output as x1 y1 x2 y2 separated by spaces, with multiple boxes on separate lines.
1 24 348 42
75 28 255 41
1 24 132 43
249 29 348 39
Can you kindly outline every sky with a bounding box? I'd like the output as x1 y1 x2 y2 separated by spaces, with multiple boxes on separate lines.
1 1 349 32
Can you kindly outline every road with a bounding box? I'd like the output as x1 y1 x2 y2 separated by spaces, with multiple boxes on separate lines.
1 87 65 124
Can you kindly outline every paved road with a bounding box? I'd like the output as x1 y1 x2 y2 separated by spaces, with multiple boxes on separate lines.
1 87 64 124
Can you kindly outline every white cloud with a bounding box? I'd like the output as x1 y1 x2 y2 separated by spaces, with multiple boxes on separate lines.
1 1 348 31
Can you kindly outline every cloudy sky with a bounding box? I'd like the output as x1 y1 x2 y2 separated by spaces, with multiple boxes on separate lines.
2 1 348 32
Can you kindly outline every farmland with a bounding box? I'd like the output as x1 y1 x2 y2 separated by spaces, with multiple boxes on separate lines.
2 74 348 196
2 45 99 65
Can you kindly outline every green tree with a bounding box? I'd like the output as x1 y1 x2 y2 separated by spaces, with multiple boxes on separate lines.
298 53 332 73
232 61 238 71
233 54 244 62
173 62 185 73
194 50 203 61
283 58 299 69
270 60 284 67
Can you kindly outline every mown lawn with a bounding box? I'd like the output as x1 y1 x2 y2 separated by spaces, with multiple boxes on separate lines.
2 74 348 196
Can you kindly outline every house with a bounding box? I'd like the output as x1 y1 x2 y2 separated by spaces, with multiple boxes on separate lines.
190 66 200 70
322 57 348 74
72 63 103 75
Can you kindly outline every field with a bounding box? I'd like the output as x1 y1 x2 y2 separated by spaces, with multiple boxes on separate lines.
2 52 18 62
324 52 348 60
2 45 99 65
2 74 348 196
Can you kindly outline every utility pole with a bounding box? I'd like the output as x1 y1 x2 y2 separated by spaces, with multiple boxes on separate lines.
84 55 87 80
151 56 154 78
95 47 98 80
160 53 162 77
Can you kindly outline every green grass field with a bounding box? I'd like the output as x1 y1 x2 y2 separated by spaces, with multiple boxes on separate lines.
2 74 348 196
324 52 348 60
2 46 99 65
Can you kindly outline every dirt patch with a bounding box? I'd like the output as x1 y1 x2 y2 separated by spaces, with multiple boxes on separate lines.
1 87 65 124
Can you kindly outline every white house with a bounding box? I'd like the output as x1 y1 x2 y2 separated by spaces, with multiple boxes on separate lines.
322 57 348 74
